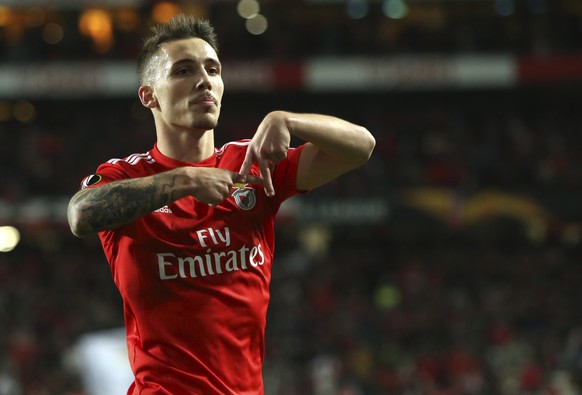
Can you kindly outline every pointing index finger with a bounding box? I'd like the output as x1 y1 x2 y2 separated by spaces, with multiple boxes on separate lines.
258 160 275 197
239 149 253 176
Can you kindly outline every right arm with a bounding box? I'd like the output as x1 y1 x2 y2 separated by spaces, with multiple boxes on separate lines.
68 166 258 237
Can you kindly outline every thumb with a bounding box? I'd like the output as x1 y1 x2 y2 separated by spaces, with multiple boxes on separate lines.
233 173 263 185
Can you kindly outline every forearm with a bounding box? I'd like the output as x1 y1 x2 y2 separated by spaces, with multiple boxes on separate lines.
68 168 191 237
279 111 375 165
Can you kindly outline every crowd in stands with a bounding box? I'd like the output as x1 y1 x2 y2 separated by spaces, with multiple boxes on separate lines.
0 2 581 63
264 225 582 395
0 86 581 395
2 89 582 201
2 193 582 395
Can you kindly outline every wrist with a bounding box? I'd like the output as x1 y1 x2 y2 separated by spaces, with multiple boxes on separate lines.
265 110 302 143
169 167 200 198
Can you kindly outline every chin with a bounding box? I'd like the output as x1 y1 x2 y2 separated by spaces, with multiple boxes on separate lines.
186 108 220 130
192 117 218 131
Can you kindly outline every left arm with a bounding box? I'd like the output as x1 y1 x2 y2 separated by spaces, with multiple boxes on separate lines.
240 111 375 195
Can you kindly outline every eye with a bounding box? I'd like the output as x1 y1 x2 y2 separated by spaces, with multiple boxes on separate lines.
175 66 192 75
207 66 220 75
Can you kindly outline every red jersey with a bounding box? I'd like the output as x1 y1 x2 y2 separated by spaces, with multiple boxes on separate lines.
81 141 306 395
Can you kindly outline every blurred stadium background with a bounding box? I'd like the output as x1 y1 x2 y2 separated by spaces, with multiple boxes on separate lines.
1 0 582 394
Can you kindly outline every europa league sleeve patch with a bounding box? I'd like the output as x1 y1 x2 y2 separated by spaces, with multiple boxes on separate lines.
81 174 103 189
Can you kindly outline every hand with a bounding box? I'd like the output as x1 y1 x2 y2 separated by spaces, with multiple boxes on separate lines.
239 111 291 197
190 167 262 206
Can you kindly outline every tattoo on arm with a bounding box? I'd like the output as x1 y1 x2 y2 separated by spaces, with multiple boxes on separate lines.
69 172 181 234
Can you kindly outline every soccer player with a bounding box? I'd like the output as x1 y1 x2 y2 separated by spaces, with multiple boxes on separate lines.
67 14 375 395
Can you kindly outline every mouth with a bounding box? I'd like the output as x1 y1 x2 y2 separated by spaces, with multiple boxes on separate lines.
189 94 217 107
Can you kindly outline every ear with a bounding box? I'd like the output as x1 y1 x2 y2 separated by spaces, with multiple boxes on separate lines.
138 85 157 108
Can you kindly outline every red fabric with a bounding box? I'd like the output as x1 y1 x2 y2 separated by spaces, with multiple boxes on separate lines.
82 141 305 395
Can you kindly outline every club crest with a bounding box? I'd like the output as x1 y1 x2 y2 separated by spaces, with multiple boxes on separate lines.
232 183 256 210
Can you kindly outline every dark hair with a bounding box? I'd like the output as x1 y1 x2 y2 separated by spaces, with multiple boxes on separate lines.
137 14 219 85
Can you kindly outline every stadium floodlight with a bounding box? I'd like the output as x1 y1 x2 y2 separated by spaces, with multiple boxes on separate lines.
0 226 20 252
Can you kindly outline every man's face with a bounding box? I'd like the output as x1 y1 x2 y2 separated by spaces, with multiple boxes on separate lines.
148 37 224 132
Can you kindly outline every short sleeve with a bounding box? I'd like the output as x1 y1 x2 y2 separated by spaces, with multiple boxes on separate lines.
271 143 308 203
79 161 131 190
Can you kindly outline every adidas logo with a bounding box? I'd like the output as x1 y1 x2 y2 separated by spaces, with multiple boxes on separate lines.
154 205 173 214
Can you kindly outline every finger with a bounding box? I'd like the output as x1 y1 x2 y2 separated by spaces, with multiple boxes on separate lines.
232 173 263 185
244 174 264 185
271 150 287 165
258 160 275 197
239 149 254 176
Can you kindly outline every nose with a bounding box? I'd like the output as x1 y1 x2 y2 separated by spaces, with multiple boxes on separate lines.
195 68 212 91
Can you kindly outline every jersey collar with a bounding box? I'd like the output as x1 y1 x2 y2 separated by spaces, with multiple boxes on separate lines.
151 143 218 168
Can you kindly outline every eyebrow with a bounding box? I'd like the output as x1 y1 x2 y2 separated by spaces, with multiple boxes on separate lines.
171 57 222 68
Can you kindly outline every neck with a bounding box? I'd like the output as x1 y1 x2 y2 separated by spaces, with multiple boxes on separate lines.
156 128 215 163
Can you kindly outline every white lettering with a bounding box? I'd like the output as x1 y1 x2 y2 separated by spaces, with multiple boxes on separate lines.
178 256 205 277
196 227 231 247
196 229 209 247
157 253 177 280
156 242 265 281
238 245 249 269
257 243 265 265
249 245 265 267
204 249 215 275
214 251 226 274
208 228 219 245
178 257 188 278
250 246 259 267
225 250 238 272
215 227 231 247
